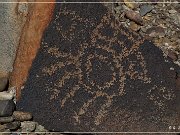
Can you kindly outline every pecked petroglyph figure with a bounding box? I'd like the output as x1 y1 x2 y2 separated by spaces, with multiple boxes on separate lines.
17 2 180 132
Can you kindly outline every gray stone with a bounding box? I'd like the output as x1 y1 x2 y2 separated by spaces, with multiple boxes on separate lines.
0 1 27 73
35 124 48 132
0 124 11 132
0 124 6 132
175 13 180 25
0 77 8 92
140 4 153 16
13 111 32 121
123 0 139 9
0 116 14 124
0 91 14 100
21 121 36 132
4 121 21 130
0 100 15 117
114 6 122 14
168 9 177 14
146 26 165 38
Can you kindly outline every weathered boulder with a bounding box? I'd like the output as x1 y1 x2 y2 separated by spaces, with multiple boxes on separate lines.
15 0 180 132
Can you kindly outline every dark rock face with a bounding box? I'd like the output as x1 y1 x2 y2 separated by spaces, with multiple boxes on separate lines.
17 2 180 132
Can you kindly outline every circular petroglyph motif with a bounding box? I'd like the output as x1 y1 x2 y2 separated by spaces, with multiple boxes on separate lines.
42 10 151 125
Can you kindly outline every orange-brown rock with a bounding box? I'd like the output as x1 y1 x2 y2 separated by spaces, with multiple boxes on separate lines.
10 0 55 100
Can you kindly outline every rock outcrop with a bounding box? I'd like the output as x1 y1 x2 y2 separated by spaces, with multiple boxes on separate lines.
16 1 180 132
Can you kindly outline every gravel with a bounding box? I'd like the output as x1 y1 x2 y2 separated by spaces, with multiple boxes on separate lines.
106 0 180 65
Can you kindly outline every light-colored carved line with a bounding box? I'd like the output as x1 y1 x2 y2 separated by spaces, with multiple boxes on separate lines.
78 90 111 116
94 95 115 125
42 62 64 76
60 85 80 108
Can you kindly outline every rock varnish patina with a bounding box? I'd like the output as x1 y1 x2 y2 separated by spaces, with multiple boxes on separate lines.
17 1 180 132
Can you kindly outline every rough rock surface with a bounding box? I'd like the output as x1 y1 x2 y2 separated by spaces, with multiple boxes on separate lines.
13 111 32 121
0 100 15 117
0 0 28 74
16 1 179 132
10 0 55 100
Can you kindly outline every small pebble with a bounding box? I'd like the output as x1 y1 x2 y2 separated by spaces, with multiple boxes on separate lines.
174 14 180 25
123 0 138 9
146 26 165 38
0 77 8 92
35 124 48 132
114 6 122 14
141 26 148 33
0 91 14 100
0 124 6 132
167 50 178 61
125 10 143 25
0 100 15 117
140 4 153 16
129 21 140 31
21 121 36 132
18 3 28 16
0 116 14 124
4 121 21 130
13 111 32 121
168 9 177 14
151 9 157 14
